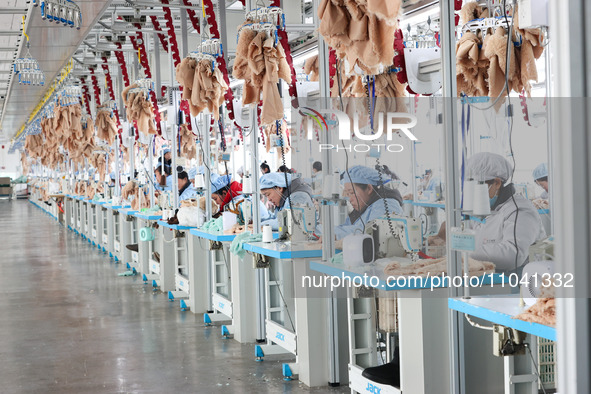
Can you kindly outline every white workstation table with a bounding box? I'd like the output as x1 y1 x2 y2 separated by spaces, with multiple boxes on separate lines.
310 259 505 394
118 208 140 272
449 295 556 341
151 221 195 293
102 203 130 262
241 241 326 387
133 212 162 281
187 229 235 326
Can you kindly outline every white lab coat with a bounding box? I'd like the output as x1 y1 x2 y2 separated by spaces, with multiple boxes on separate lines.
155 175 172 192
261 191 315 230
179 184 198 201
471 194 546 272
233 194 273 222
334 197 404 240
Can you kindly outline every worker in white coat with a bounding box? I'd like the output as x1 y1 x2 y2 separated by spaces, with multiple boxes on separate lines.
177 169 198 202
260 172 315 230
468 153 546 272
334 165 404 240
533 163 549 199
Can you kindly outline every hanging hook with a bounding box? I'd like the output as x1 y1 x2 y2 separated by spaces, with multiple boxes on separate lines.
22 16 29 42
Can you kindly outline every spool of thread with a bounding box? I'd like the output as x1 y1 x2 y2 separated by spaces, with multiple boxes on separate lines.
195 174 205 188
463 180 475 212
222 211 238 231
243 176 253 194
472 183 491 216
262 225 273 243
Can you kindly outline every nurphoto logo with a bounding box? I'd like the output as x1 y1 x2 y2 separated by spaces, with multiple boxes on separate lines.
300 108 418 153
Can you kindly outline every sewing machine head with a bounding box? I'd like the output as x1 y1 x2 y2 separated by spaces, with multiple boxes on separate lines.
157 190 173 210
365 217 422 260
277 206 316 243
239 199 253 225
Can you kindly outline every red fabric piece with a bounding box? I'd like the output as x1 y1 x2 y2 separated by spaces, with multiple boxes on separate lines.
131 24 163 135
220 181 243 210
270 0 299 108
149 15 169 52
79 77 92 115
454 0 462 11
114 42 131 87
202 0 242 136
329 48 337 91
101 57 123 136
88 67 101 107
181 0 200 33
159 2 192 131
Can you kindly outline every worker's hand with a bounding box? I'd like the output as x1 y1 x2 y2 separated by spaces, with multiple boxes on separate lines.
427 235 446 246
403 193 413 200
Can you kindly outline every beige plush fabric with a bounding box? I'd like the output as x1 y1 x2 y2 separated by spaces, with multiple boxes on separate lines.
384 257 495 278
122 84 157 135
176 58 228 119
232 26 291 125
456 2 544 98
318 0 401 74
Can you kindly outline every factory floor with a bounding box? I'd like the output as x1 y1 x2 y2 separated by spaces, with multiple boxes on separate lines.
0 200 348 393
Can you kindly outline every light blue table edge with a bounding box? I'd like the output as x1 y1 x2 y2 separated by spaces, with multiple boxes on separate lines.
158 220 196 231
309 261 506 291
189 228 237 242
243 243 323 259
119 209 139 216
133 212 162 221
448 297 556 341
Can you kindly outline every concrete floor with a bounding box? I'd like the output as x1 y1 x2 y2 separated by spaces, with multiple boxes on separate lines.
0 200 349 393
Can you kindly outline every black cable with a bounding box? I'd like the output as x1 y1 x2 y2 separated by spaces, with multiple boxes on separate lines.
525 343 548 394
466 0 515 111
336 59 365 233
268 263 296 333
374 297 386 365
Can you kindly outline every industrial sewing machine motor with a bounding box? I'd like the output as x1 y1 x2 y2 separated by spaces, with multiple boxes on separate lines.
276 206 317 243
365 217 423 261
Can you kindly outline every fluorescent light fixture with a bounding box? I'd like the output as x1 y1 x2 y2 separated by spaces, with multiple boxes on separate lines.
292 48 318 66
400 5 440 30
230 79 245 89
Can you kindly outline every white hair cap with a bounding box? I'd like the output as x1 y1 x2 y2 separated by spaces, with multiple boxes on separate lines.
467 152 513 182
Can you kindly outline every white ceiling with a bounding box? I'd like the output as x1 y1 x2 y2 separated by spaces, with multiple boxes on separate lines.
0 0 112 141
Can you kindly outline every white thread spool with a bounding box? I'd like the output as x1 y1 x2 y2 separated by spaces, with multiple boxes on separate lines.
463 180 476 212
222 212 238 231
243 176 253 194
472 183 491 216
195 174 205 189
262 225 273 243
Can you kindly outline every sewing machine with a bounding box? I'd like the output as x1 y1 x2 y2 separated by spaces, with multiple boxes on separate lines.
365 217 422 260
239 199 253 225
277 206 316 243
158 190 174 210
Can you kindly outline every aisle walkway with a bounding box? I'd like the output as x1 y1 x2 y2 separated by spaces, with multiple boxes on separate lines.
0 200 347 393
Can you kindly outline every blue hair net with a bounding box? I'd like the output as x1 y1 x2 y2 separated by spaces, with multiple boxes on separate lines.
340 165 382 186
260 172 292 189
211 174 231 193
533 163 548 181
